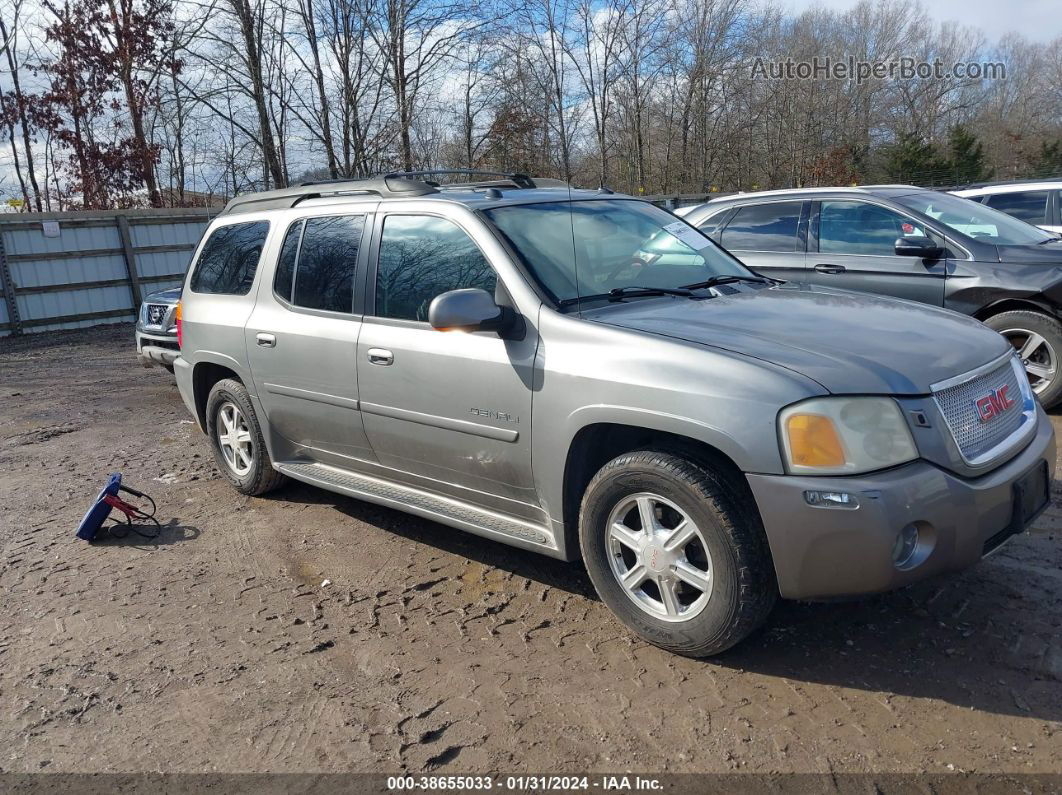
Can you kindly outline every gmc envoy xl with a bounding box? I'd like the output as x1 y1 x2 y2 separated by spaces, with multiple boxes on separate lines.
171 171 1055 656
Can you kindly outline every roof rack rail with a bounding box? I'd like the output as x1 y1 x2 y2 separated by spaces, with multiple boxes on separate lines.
218 175 439 216
218 170 572 216
385 169 539 189
945 175 1062 191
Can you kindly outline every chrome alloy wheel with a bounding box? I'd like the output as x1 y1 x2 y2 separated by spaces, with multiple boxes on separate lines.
216 401 253 476
605 492 713 622
1002 327 1057 394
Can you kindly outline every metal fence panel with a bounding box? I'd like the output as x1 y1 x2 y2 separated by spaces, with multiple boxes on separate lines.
11 253 129 288
0 208 218 337
2 223 122 258
18 284 135 322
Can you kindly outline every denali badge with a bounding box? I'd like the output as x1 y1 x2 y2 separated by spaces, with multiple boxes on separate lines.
974 385 1014 423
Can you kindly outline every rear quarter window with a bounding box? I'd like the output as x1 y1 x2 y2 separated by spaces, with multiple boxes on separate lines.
189 221 270 295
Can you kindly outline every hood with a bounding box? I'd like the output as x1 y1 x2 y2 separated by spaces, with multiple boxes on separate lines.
590 283 1010 395
993 239 1062 265
144 286 182 304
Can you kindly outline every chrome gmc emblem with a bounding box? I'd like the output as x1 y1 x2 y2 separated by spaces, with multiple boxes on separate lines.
147 305 166 324
973 385 1014 423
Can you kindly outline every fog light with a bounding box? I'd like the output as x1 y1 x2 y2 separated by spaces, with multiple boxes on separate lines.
892 523 919 568
803 490 858 509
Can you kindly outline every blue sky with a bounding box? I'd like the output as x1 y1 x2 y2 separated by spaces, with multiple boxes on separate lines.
787 0 1059 42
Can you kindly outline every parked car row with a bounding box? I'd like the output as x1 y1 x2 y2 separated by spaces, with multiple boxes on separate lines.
681 185 1062 406
163 170 1056 658
953 179 1062 235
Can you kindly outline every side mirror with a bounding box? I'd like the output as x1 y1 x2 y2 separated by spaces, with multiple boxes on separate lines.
428 288 512 333
894 235 943 259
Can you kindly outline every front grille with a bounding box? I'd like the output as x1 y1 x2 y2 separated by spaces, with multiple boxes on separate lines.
933 358 1028 463
146 304 169 325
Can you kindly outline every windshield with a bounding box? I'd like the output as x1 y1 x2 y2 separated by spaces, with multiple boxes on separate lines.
893 191 1054 246
483 199 752 306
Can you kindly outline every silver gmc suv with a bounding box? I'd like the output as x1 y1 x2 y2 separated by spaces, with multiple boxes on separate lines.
172 170 1056 657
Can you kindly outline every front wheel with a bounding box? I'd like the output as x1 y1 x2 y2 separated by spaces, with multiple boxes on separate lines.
578 450 776 657
984 311 1062 408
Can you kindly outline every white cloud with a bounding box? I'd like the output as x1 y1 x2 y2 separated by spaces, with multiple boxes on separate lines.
786 0 1059 43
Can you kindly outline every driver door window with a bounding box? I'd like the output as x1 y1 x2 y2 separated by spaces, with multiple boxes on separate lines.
809 200 947 306
819 201 929 256
374 215 496 321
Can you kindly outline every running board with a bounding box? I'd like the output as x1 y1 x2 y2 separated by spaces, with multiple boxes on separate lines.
275 461 559 555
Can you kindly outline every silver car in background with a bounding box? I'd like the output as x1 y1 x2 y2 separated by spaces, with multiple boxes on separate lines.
136 287 181 371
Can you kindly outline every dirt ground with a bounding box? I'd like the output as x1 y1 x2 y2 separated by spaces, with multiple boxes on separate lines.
0 323 1060 776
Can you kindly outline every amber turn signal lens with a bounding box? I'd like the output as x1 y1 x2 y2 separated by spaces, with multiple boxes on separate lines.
785 414 846 468
175 300 183 348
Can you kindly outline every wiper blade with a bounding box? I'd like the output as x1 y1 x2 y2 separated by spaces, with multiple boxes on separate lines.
680 274 774 290
557 284 704 308
1037 235 1062 245
607 285 694 301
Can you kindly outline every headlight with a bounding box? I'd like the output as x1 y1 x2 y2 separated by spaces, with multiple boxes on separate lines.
779 397 917 475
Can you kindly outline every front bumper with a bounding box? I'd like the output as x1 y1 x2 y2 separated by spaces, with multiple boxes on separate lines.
747 406 1056 600
136 329 180 367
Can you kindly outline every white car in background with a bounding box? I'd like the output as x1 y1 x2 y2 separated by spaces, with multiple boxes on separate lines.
952 181 1062 235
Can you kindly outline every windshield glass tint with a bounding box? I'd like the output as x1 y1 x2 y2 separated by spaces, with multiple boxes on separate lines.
894 191 1053 246
484 199 751 304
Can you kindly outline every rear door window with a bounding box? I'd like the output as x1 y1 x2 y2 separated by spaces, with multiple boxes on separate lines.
984 191 1050 225
719 202 803 252
274 215 365 313
189 221 270 295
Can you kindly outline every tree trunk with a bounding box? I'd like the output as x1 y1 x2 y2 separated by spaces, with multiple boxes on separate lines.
231 0 285 187
299 0 338 178
0 18 42 210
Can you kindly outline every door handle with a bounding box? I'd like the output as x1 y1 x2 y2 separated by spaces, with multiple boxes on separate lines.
256 332 276 348
814 263 846 274
367 348 394 366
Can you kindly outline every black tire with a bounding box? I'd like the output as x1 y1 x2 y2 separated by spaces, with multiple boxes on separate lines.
984 310 1062 408
579 450 776 657
205 378 287 496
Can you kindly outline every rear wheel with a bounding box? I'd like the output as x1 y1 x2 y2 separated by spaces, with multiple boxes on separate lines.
206 378 287 496
579 450 776 657
985 311 1062 408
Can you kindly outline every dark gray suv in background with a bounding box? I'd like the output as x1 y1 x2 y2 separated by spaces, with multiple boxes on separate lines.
172 172 1055 657
683 187 1062 406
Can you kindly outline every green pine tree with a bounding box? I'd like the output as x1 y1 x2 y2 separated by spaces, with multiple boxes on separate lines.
881 132 948 186
1031 140 1062 176
944 125 992 184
